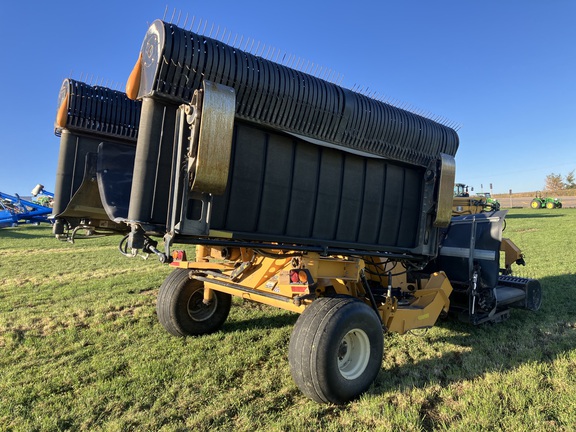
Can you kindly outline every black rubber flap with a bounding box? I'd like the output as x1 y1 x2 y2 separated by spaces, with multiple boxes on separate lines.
97 142 136 221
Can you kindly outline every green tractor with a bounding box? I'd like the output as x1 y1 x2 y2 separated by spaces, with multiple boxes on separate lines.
530 195 562 209
476 192 501 211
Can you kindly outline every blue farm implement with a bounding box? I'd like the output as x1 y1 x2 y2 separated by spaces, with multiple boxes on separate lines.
0 186 53 228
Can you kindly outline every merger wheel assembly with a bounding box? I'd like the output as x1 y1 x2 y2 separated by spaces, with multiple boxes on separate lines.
157 269 232 336
288 296 384 404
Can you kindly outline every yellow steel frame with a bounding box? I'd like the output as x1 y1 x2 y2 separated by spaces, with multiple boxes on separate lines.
501 238 524 270
379 272 452 334
169 245 454 334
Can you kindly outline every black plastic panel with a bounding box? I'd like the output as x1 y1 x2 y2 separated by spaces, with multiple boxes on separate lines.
435 212 505 289
208 122 424 251
127 97 177 226
97 142 135 221
53 131 102 216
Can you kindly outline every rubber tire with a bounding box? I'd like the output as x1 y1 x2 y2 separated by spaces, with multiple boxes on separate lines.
288 296 384 404
157 269 232 336
546 201 555 209
530 199 541 209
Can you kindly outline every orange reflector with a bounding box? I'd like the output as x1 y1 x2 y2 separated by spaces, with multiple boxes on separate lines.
171 250 187 262
126 53 142 100
56 93 69 128
290 269 311 286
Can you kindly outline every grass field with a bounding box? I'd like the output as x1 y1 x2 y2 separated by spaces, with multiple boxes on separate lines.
1 209 575 431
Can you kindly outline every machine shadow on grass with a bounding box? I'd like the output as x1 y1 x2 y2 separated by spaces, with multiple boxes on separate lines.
372 273 575 395
200 274 574 399
223 309 299 333
504 213 564 220
0 226 52 239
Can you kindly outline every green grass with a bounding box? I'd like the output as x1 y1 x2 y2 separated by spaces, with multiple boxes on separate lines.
1 209 575 431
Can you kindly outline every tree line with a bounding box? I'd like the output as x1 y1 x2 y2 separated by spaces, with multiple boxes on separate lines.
545 170 576 191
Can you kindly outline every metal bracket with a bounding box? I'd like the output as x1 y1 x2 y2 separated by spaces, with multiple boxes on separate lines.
188 80 236 195
434 153 456 227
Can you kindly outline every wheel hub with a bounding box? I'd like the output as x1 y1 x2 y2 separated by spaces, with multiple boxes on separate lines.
337 329 371 380
187 289 218 322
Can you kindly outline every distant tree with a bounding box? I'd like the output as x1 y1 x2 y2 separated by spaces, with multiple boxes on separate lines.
565 170 576 189
545 173 564 191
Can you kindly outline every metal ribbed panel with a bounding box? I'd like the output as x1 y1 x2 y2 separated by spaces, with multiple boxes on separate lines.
134 20 458 167
56 79 141 141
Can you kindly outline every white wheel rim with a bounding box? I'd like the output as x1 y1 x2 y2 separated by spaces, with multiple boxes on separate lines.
337 328 371 380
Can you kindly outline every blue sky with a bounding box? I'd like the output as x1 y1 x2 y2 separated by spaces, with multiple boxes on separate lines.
0 0 574 196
